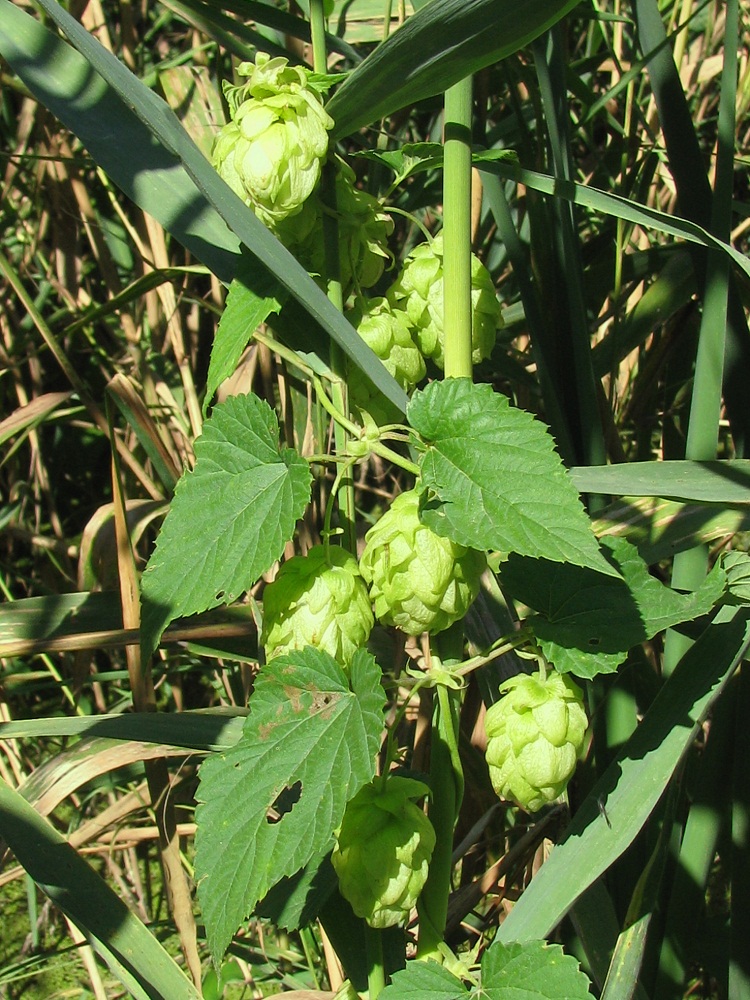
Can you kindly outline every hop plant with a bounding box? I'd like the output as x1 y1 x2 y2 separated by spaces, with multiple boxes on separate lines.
212 54 333 229
280 161 393 293
387 233 501 368
262 545 373 666
360 489 486 635
331 776 435 928
484 669 588 812
347 297 426 424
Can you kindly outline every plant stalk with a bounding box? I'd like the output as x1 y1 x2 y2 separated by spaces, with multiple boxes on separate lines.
442 77 474 380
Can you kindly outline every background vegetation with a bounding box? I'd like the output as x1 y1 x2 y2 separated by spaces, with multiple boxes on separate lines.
1 0 749 996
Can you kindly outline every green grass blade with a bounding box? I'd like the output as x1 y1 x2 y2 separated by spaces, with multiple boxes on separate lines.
0 779 202 1000
0 711 245 751
570 460 750 502
664 0 740 672
532 25 605 470
478 162 750 281
495 606 750 943
633 0 750 454
327 0 582 138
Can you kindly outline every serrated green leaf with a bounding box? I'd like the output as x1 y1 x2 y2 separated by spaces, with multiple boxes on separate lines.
194 647 385 964
481 940 593 1000
501 536 727 678
722 550 750 603
409 380 616 577
380 960 469 999
204 257 286 413
140 394 311 660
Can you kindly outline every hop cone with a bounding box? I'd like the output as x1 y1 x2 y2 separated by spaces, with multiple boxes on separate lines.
331 776 435 928
484 670 588 812
360 489 486 636
348 297 426 424
280 161 393 293
387 233 501 368
212 54 333 229
262 545 373 666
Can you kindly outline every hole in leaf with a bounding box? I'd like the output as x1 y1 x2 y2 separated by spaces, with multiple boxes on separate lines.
267 781 302 825
216 590 225 601
588 637 600 647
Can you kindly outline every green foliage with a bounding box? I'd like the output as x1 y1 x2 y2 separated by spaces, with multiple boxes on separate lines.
194 647 385 964
501 536 729 677
410 379 617 575
380 941 594 998
0 0 748 994
140 393 311 660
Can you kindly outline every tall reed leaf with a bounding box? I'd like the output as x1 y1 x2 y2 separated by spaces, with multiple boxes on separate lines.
0 779 202 1000
327 0 582 137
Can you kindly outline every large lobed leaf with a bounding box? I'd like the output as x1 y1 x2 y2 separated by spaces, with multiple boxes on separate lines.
380 941 592 999
501 536 728 677
140 394 311 660
409 380 616 577
194 647 385 964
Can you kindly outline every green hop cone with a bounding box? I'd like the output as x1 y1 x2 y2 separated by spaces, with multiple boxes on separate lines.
331 776 435 928
348 297 426 424
212 54 333 229
360 489 486 635
279 160 393 294
387 233 501 369
262 545 373 666
484 669 588 812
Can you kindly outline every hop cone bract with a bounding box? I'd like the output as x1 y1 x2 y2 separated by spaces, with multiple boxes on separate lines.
212 54 333 229
279 161 393 293
331 776 435 928
262 545 373 665
360 489 486 635
348 297 425 424
484 669 588 812
387 233 501 368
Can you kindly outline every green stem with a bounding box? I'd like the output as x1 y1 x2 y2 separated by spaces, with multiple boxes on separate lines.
416 627 464 960
365 923 386 998
442 78 474 380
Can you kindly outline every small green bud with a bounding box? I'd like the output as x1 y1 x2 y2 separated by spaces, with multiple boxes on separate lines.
348 297 426 424
484 669 588 812
387 233 501 369
212 54 334 229
360 489 486 635
262 545 373 666
331 776 435 928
